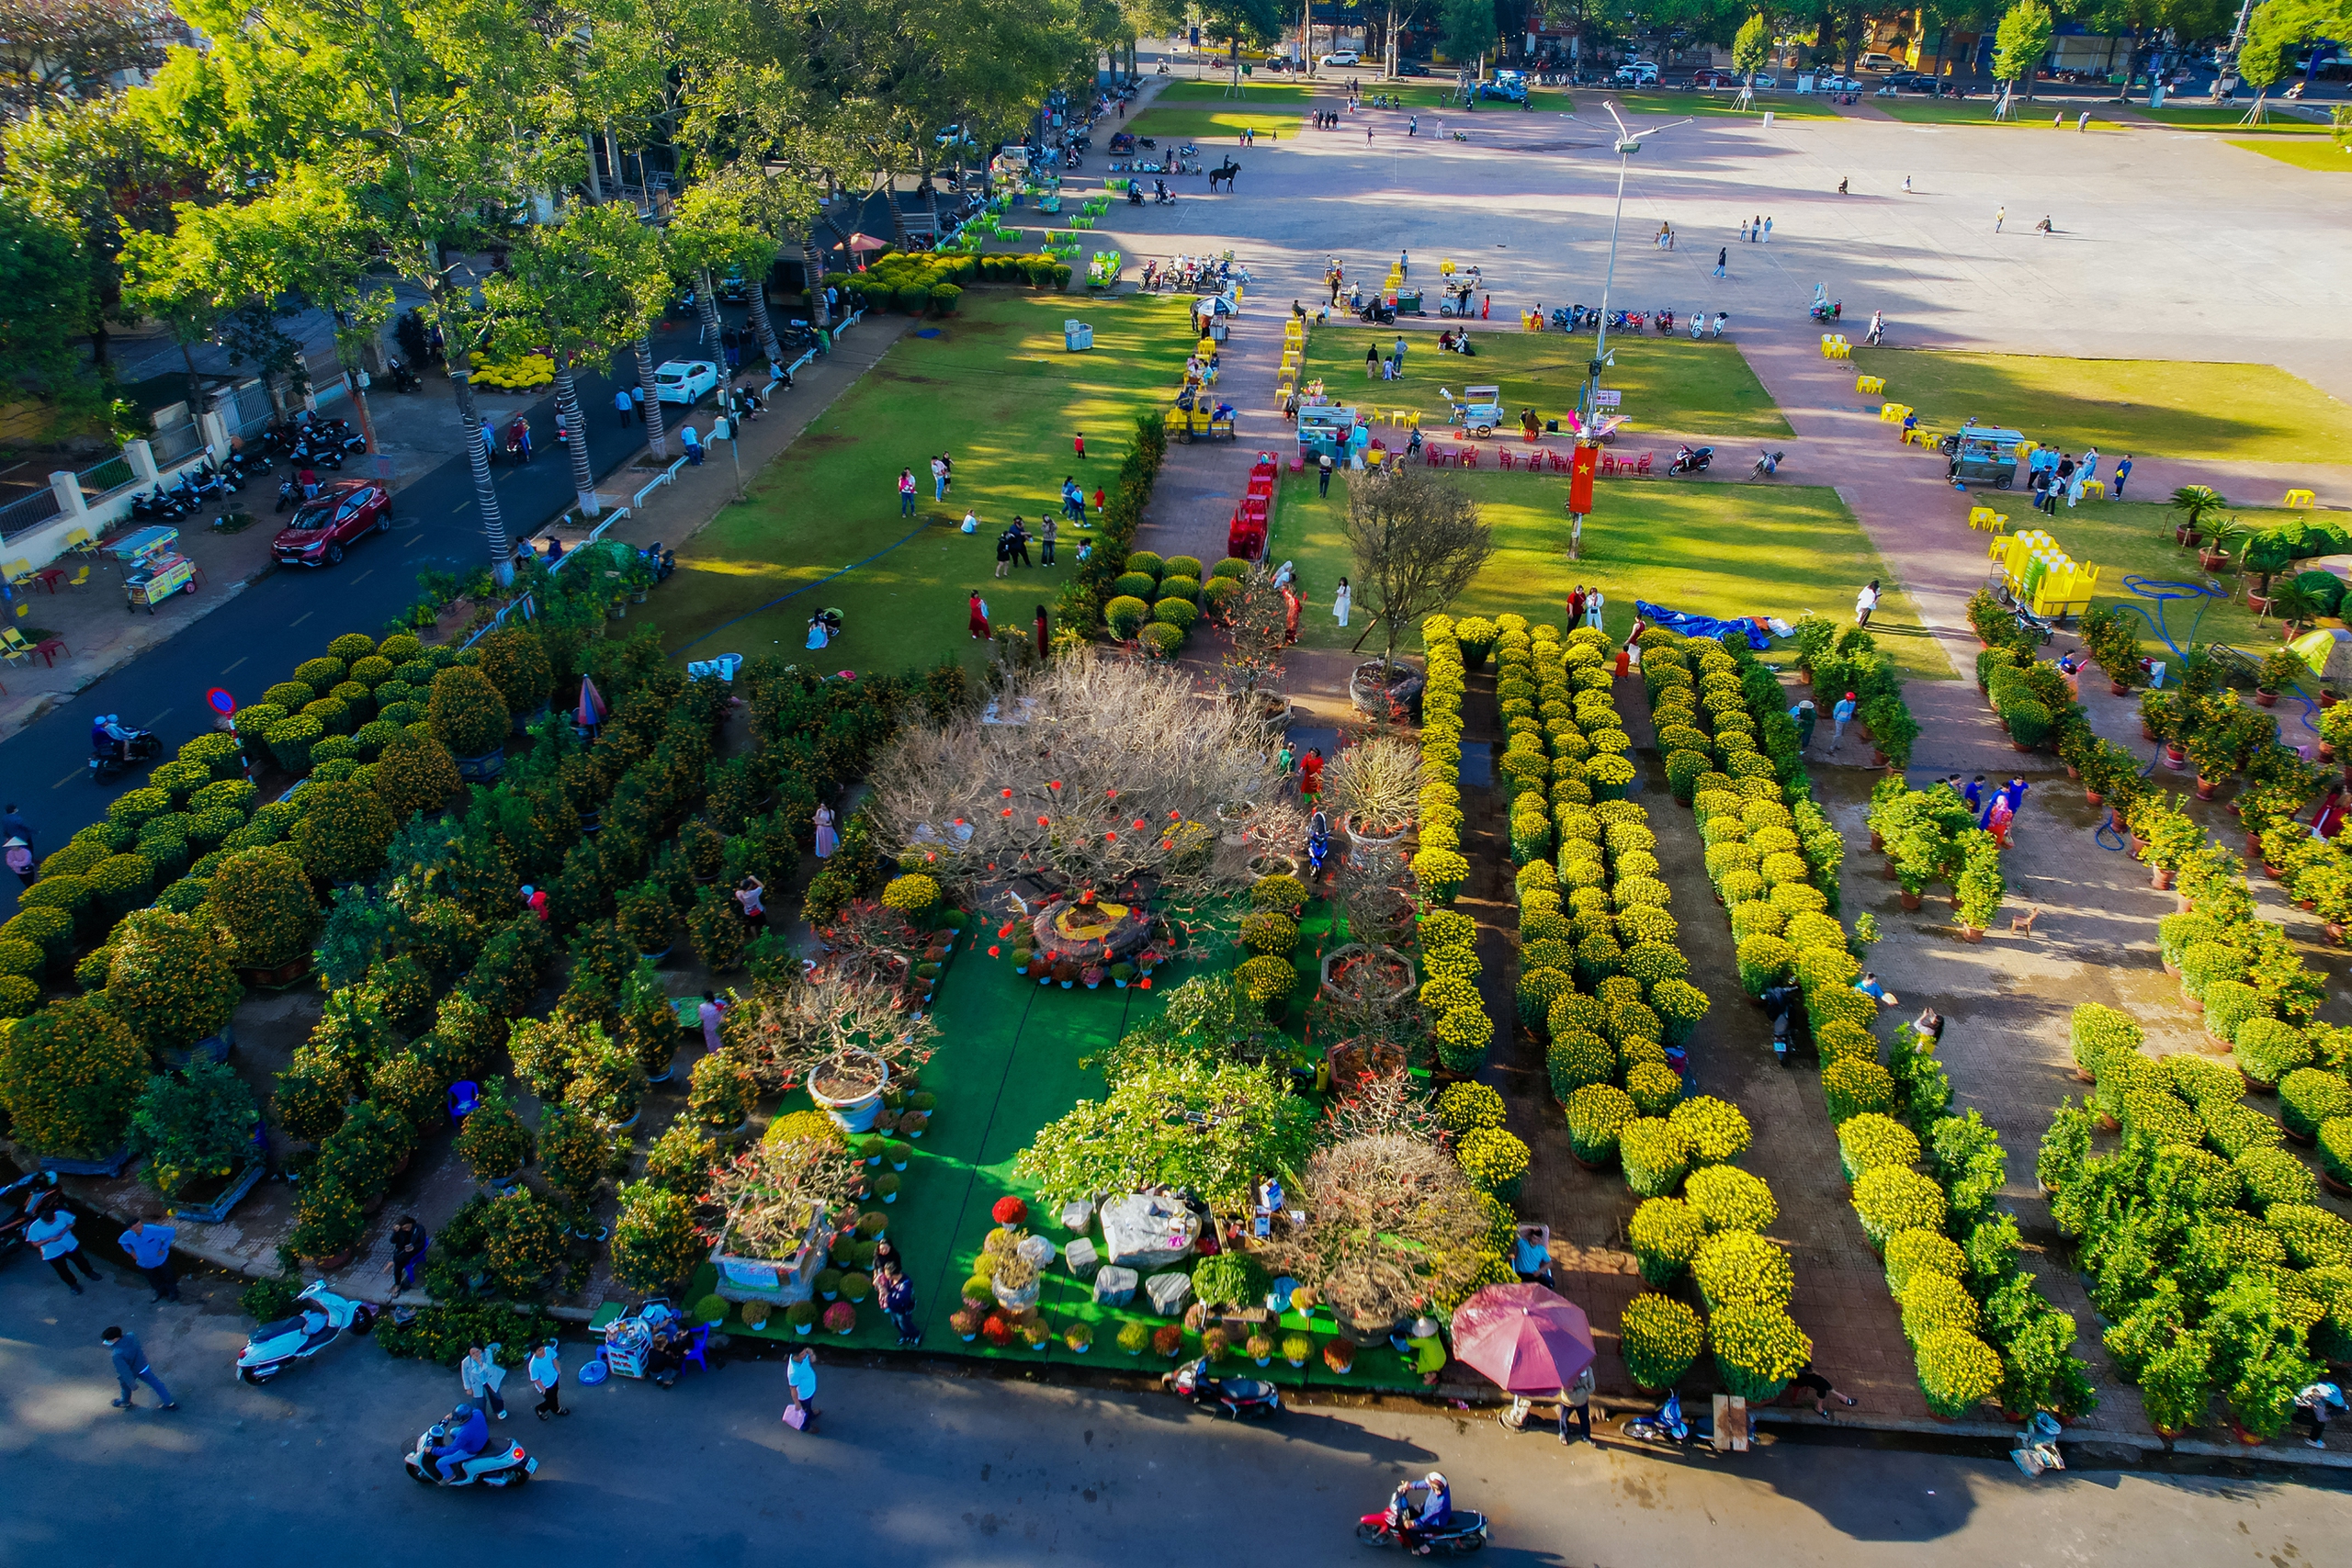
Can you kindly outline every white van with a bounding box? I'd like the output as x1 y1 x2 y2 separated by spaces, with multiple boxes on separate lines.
1858 51 1901 71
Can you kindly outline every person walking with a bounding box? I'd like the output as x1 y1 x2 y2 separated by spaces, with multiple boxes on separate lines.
380 1214 428 1293
785 1348 820 1431
28 1200 99 1295
1010 518 1032 568
103 1327 177 1411
6 801 37 856
1584 587 1605 631
898 468 917 515
1792 1361 1859 1416
1761 216 1772 242
629 385 646 423
1397 249 1408 279
1741 218 1750 241
993 525 1012 579
1790 698 1817 752
697 990 728 1053
5 837 31 889
461 1342 509 1420
1317 451 1335 497
1039 512 1057 566
931 454 948 501
1902 175 1913 193
1831 690 1858 751
1854 578 1880 628
967 591 991 641
117 1217 179 1302
1033 604 1049 660
813 803 840 858
1073 431 1086 460
1995 206 2006 232
1334 577 1351 627
877 1262 922 1346
735 874 767 931
1558 1363 1596 1445
528 1339 569 1419
2292 1381 2345 1449
614 388 634 427
1713 246 1727 278
2112 454 2132 499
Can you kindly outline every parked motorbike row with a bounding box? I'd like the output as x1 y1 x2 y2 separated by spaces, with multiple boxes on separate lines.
1542 304 1729 340
128 450 272 524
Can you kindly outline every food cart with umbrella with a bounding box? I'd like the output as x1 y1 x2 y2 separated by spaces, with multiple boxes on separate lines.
114 525 197 613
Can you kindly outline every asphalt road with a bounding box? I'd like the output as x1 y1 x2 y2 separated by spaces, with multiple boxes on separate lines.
3 1252 2341 1568
0 348 662 917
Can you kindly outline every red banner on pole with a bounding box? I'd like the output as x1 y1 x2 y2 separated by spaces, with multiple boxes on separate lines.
1568 443 1599 513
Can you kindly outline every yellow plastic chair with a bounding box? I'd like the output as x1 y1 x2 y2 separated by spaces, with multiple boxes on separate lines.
64 562 90 589
62 527 96 557
1969 506 1997 530
1406 410 1421 430
1366 448 1385 470
1987 513 2009 536
2286 489 2315 508
0 626 32 664
1856 375 1886 396
2 558 32 589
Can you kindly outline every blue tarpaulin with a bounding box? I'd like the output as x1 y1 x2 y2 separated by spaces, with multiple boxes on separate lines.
1635 601 1772 650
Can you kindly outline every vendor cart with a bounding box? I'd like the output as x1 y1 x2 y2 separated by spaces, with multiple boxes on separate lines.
1443 385 1506 438
1297 404 1358 464
115 526 196 613
1945 426 2023 490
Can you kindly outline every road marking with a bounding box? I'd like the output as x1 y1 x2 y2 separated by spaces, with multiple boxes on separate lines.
349 570 372 584
143 708 170 728
288 611 312 628
406 533 428 548
451 499 470 513
220 656 248 676
52 767 81 789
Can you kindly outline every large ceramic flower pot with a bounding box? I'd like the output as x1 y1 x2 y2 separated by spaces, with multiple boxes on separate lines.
809 1051 890 1134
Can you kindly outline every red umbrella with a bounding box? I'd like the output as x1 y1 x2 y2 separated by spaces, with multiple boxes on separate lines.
1449 1283 1595 1394
575 674 608 728
845 232 890 253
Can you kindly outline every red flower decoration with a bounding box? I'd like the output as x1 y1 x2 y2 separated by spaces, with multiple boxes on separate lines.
1169 809 1182 818
1138 977 1152 989
992 1195 1030 1224
1160 839 1174 850
1106 788 1118 798
1104 832 1117 841
998 921 1015 938
988 945 1001 956
1001 808 1013 817
1048 780 1063 790
1037 816 1050 827
1133 818 1148 830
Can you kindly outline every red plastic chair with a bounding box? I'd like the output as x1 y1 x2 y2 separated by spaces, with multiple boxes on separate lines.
1497 451 1514 470
1634 451 1654 476
1600 452 1617 476
1461 448 1479 469
1424 447 1440 466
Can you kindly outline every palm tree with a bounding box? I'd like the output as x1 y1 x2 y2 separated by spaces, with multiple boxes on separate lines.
2266 579 2323 636
2168 484 2228 545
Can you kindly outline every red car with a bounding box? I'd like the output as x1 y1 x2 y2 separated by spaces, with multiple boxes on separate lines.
273 479 393 568
1690 67 1738 87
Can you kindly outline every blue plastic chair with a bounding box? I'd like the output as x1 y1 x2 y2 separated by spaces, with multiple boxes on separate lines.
681 1324 711 1376
448 1079 481 1122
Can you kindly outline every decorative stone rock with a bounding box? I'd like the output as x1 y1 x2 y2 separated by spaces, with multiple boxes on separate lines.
1099 1192 1201 1272
1060 1199 1096 1235
1017 1234 1057 1269
1091 1265 1137 1307
1145 1271 1195 1317
1065 1237 1102 1280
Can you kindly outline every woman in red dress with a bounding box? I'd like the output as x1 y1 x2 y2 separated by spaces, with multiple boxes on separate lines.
967 591 990 640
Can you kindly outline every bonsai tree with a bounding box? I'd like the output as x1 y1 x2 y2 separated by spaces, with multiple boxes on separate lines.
106 908 244 1053
1324 736 1423 840
1262 1132 1510 1336
481 1188 568 1295
686 1050 757 1131
1955 830 2005 933
2267 579 2324 637
611 1180 706 1293
293 779 396 886
454 1077 534 1183
2168 484 2228 544
1014 1055 1313 1213
0 998 149 1158
372 732 464 820
475 627 554 716
315 1098 416 1204
203 845 320 969
2258 647 2309 698
725 970 940 1104
129 1057 260 1198
697 1132 865 1262
427 665 513 760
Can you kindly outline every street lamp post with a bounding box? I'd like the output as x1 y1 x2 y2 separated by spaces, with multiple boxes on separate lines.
1567 104 1689 559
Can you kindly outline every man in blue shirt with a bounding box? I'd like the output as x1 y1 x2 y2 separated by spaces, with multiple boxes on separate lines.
1831 690 1858 752
102 1326 177 1410
118 1217 179 1302
2112 454 2132 499
1854 972 1900 1008
432 1404 491 1481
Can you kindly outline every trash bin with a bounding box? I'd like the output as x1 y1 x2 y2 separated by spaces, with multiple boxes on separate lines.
1065 321 1094 351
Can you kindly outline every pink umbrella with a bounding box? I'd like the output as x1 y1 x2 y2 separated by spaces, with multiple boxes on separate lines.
1449 1283 1595 1394
575 674 608 728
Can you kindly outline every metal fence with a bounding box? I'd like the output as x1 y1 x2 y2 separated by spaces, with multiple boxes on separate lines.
151 420 204 468
230 380 278 437
77 454 134 499
0 486 62 544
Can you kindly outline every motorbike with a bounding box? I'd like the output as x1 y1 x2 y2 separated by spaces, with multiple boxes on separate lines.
1655 309 1675 335
1127 182 1144 207
236 1280 375 1383
639 542 676 584
0 1169 61 1261
1623 1389 1744 1450
1355 1493 1489 1555
1152 180 1176 206
1711 312 1728 339
403 1415 537 1489
1668 444 1714 476
385 357 424 393
1808 299 1841 322
130 486 187 523
1759 982 1799 1065
225 447 272 481
88 728 163 783
164 472 209 513
1163 1357 1282 1419
1749 449 1785 480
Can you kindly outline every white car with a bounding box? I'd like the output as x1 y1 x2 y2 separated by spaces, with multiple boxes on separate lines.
1748 73 1778 88
1319 51 1361 67
1858 51 1900 72
1816 73 1861 91
653 360 719 406
1613 62 1660 85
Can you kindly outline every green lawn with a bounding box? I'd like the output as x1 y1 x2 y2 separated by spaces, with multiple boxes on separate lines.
1873 96 2121 127
1299 325 1792 441
1269 471 1947 680
1128 79 1310 141
1850 349 2352 467
1604 89 1840 121
2119 103 2335 133
657 290 1193 673
2008 498 2324 662
2229 137 2352 170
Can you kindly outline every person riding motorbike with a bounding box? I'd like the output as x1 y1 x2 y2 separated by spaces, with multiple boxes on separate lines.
1867 309 1884 346
1760 979 1801 1064
507 416 532 463
96 714 143 762
431 1402 490 1482
1389 1472 1453 1551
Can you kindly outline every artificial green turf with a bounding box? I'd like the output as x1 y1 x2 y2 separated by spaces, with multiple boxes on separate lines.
656 289 1193 675
1268 470 1948 680
2120 103 2335 133
2001 499 2328 663
1871 97 2120 126
1128 79 1309 141
699 892 1446 1390
1297 325 1792 442
1850 349 2352 467
2228 137 2352 170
